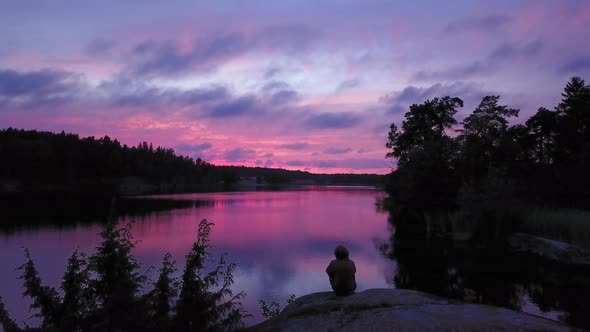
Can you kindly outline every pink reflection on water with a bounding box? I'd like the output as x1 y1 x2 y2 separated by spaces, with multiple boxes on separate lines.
122 187 392 325
0 187 391 327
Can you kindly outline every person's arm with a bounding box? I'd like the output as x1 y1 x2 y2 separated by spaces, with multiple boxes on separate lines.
326 261 335 280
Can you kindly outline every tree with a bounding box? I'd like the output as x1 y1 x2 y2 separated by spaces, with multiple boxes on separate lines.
174 220 247 332
385 96 463 210
0 220 249 332
458 96 519 182
386 96 463 167
524 107 558 165
554 76 590 160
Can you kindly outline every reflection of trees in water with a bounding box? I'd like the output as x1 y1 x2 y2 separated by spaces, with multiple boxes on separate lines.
379 208 590 330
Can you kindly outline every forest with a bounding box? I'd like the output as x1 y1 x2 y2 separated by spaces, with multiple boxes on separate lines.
0 129 383 196
385 76 590 240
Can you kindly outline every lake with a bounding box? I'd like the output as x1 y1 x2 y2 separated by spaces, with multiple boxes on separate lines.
0 186 392 327
1 186 589 329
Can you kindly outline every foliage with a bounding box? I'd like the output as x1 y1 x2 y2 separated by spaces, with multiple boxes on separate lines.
259 294 296 319
0 219 248 332
386 96 463 167
385 76 590 236
0 129 220 191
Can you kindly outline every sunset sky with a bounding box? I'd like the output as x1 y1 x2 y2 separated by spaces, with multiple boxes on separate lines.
1 0 589 174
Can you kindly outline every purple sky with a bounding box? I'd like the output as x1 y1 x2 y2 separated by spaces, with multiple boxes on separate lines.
1 0 589 174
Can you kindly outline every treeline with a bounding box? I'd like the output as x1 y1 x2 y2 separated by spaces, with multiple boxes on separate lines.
0 128 219 192
385 76 590 236
219 166 384 186
0 129 383 194
0 219 248 332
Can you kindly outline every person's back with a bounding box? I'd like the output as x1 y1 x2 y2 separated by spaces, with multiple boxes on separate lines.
326 245 357 296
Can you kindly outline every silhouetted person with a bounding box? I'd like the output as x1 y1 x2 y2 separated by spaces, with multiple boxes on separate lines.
326 245 357 296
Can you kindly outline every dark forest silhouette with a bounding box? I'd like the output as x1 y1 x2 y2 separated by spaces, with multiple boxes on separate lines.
0 219 248 332
0 129 383 196
382 76 590 329
385 76 590 216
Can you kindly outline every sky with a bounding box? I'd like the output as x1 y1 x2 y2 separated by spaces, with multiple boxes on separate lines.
0 0 589 174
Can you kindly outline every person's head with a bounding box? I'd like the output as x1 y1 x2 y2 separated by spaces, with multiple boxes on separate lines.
333 245 349 260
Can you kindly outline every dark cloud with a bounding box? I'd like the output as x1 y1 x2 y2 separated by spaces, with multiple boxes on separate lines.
99 77 228 108
560 56 590 74
262 81 290 92
261 153 274 158
443 15 513 34
208 95 258 117
488 39 543 62
382 82 492 115
264 159 274 167
335 79 360 93
286 160 306 166
223 147 256 162
323 147 352 155
415 39 543 81
128 24 316 77
357 147 371 154
0 68 82 108
177 142 212 152
303 112 361 129
412 61 494 81
130 33 248 76
270 89 299 105
261 81 299 105
280 142 310 150
85 38 116 56
264 67 282 79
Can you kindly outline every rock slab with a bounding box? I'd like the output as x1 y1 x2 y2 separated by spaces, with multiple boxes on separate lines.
248 289 578 331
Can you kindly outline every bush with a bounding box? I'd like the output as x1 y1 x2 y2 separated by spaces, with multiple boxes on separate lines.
0 219 248 332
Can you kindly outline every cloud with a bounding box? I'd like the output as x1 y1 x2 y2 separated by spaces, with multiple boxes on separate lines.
335 79 360 93
0 68 83 108
178 142 212 152
264 67 282 79
414 39 544 81
100 77 229 108
488 39 543 62
323 147 352 155
302 158 386 170
443 15 513 34
208 95 258 117
130 33 248 77
128 24 317 77
261 81 299 105
382 82 492 115
223 147 256 162
270 89 299 105
254 24 317 54
412 61 494 81
85 38 116 56
303 112 361 129
279 142 310 150
560 56 590 74
286 160 306 166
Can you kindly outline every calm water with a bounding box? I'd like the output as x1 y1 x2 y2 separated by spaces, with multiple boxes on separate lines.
1 187 589 330
0 186 392 327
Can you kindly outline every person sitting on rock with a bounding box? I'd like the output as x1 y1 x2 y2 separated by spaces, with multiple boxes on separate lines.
326 245 357 296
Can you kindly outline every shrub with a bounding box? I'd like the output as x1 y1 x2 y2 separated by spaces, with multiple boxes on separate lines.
0 219 248 332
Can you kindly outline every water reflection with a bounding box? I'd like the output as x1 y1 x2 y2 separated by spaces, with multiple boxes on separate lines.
0 187 391 327
3 187 587 330
381 207 590 330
